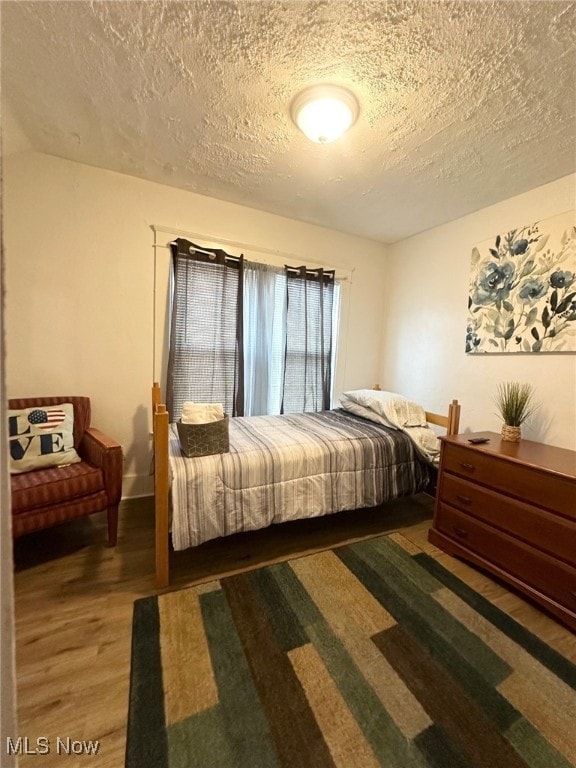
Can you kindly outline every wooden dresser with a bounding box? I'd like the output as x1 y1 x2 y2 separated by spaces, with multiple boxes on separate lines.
429 431 576 632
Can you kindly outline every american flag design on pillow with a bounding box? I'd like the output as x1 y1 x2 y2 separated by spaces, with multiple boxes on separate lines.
27 408 67 429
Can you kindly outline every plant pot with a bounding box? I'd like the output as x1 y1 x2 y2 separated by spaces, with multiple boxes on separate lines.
501 424 521 442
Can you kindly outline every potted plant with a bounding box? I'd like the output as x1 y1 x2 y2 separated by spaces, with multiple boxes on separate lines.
494 381 537 442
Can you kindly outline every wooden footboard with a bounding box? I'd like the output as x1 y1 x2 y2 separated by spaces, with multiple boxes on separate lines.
152 383 170 588
151 382 460 588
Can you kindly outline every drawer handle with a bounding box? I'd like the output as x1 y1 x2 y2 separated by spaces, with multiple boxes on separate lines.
459 462 476 471
453 526 469 539
456 494 472 506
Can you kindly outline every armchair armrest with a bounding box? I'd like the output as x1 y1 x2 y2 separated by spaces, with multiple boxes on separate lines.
80 427 123 504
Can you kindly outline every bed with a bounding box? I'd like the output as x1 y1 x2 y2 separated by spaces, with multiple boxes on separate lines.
152 383 460 587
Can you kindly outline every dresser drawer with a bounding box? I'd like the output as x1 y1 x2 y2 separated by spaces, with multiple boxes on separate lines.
442 443 576 519
439 474 576 565
436 503 576 612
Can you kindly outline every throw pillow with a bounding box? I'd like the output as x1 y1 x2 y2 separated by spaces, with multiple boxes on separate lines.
8 403 81 474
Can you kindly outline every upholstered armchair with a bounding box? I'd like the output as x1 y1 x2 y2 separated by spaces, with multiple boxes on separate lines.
9 396 123 545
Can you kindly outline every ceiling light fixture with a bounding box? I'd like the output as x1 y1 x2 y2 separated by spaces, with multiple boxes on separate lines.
291 84 359 144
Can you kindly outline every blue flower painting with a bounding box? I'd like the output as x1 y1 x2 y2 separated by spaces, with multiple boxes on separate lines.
467 210 576 353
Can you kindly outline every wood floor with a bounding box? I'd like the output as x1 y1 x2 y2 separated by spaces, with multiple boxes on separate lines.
12 494 576 768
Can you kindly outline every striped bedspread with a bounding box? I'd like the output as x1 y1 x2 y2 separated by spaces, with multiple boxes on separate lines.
168 409 432 551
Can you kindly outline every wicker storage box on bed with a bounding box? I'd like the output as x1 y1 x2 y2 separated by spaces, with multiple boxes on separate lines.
176 416 229 458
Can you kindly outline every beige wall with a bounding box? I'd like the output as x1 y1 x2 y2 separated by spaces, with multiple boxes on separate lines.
3 152 388 496
382 174 576 450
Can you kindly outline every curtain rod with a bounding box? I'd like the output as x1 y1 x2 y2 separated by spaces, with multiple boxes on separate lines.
173 242 221 258
150 224 352 281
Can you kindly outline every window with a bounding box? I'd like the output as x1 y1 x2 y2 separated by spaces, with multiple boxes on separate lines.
257 271 341 414
166 245 244 419
282 266 336 414
167 239 340 419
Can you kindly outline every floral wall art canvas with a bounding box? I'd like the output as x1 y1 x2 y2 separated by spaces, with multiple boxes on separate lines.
466 210 576 354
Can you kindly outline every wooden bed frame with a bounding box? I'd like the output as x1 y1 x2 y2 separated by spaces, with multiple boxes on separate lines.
151 382 460 588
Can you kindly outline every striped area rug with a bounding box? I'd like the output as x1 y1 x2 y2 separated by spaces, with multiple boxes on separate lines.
126 534 576 768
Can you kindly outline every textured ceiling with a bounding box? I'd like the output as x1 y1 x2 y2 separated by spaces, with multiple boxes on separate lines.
2 0 575 243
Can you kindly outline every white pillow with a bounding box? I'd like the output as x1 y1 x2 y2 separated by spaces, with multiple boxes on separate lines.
8 403 81 474
341 389 427 430
339 396 391 426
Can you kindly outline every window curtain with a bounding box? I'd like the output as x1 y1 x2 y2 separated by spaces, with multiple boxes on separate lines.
282 266 335 413
166 239 336 418
243 261 286 416
166 238 244 420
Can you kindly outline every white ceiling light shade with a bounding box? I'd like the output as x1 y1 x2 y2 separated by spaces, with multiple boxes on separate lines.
291 85 359 144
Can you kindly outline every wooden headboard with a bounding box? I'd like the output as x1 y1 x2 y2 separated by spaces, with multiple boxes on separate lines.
426 400 460 435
